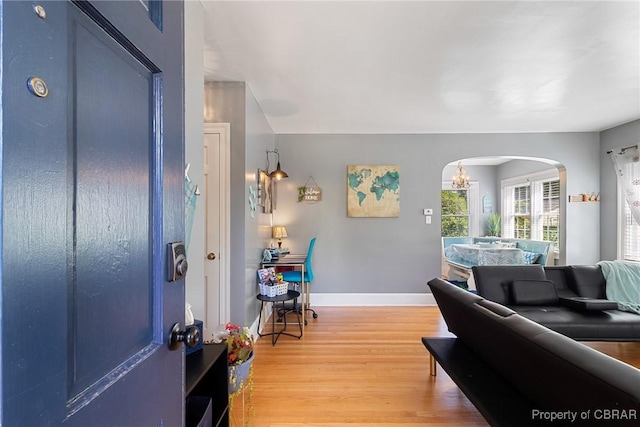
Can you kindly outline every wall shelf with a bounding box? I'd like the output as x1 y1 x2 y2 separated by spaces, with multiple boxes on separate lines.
568 194 600 203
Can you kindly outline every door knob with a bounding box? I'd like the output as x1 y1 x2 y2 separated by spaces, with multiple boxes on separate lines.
168 323 200 351
207 252 216 260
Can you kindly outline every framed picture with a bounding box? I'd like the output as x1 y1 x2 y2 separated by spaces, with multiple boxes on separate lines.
482 195 493 213
347 165 400 217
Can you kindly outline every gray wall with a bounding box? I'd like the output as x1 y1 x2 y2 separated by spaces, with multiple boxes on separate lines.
442 164 499 236
184 1 205 323
600 119 640 260
498 159 557 179
275 132 600 295
243 88 275 323
203 82 274 326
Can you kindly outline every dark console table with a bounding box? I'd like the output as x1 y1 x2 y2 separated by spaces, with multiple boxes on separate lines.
186 343 229 427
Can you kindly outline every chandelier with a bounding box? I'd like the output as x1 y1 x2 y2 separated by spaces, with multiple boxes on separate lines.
452 161 471 189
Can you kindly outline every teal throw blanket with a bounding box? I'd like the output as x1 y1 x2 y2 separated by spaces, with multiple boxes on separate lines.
598 260 640 315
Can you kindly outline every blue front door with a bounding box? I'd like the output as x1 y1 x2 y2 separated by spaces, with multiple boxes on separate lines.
1 1 185 425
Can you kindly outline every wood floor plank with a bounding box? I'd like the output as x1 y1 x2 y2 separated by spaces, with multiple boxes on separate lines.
237 306 640 426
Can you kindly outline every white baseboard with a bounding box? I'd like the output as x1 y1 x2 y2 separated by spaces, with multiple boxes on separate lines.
249 312 262 340
250 293 437 343
310 293 437 306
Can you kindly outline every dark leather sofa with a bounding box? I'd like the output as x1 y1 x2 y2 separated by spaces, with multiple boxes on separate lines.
426 277 640 426
471 264 640 341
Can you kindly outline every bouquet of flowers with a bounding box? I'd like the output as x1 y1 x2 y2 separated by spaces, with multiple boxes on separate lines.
212 323 254 366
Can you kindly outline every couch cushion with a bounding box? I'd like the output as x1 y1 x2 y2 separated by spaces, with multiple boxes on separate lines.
567 265 606 299
521 251 541 264
510 305 640 341
473 265 547 305
511 280 559 305
544 266 579 298
559 297 619 311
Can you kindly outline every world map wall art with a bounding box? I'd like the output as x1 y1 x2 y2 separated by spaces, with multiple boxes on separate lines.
347 165 400 217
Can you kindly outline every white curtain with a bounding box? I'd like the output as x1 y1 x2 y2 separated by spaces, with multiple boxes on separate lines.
610 145 640 226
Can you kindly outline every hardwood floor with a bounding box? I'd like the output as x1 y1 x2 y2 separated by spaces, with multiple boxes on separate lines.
239 306 640 427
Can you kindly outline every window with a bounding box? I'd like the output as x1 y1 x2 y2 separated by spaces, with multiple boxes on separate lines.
502 170 559 247
542 180 560 243
442 189 469 237
609 144 640 262
441 183 479 237
513 185 531 239
618 157 640 261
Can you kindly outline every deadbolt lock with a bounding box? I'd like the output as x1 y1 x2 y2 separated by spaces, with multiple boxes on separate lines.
167 242 188 281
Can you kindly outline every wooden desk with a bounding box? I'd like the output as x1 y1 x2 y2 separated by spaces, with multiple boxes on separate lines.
261 254 307 336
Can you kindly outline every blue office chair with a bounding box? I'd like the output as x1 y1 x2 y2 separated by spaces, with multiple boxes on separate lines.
282 237 318 323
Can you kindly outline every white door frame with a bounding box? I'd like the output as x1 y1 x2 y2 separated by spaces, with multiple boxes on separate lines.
204 122 231 329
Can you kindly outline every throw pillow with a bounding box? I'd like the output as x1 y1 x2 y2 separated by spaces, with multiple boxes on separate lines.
521 251 541 264
511 279 559 305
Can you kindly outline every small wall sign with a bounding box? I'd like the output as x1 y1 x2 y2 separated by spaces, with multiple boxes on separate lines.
298 176 322 203
303 186 322 202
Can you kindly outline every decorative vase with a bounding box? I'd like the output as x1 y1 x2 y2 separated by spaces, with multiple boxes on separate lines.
228 352 254 394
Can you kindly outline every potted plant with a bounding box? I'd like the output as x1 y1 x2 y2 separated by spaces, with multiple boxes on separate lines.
211 323 255 395
297 186 307 202
486 213 501 237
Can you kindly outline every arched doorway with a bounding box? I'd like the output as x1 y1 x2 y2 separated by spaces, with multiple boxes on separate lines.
440 156 566 282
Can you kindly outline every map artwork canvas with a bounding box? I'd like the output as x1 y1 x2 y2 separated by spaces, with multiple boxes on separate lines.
347 165 400 217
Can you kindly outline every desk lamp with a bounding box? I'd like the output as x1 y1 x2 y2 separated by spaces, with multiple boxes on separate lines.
273 226 288 249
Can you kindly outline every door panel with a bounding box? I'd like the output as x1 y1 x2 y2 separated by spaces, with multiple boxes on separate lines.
72 7 154 397
1 1 185 426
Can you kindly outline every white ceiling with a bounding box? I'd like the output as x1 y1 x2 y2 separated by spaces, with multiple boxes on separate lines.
202 1 640 135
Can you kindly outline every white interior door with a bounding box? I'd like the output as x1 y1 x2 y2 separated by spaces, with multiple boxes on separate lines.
204 123 231 337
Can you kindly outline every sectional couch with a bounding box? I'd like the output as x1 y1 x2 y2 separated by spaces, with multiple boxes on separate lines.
471 264 640 341
425 277 640 426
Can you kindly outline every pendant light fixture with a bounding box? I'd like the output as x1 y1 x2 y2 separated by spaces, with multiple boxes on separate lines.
266 149 288 180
